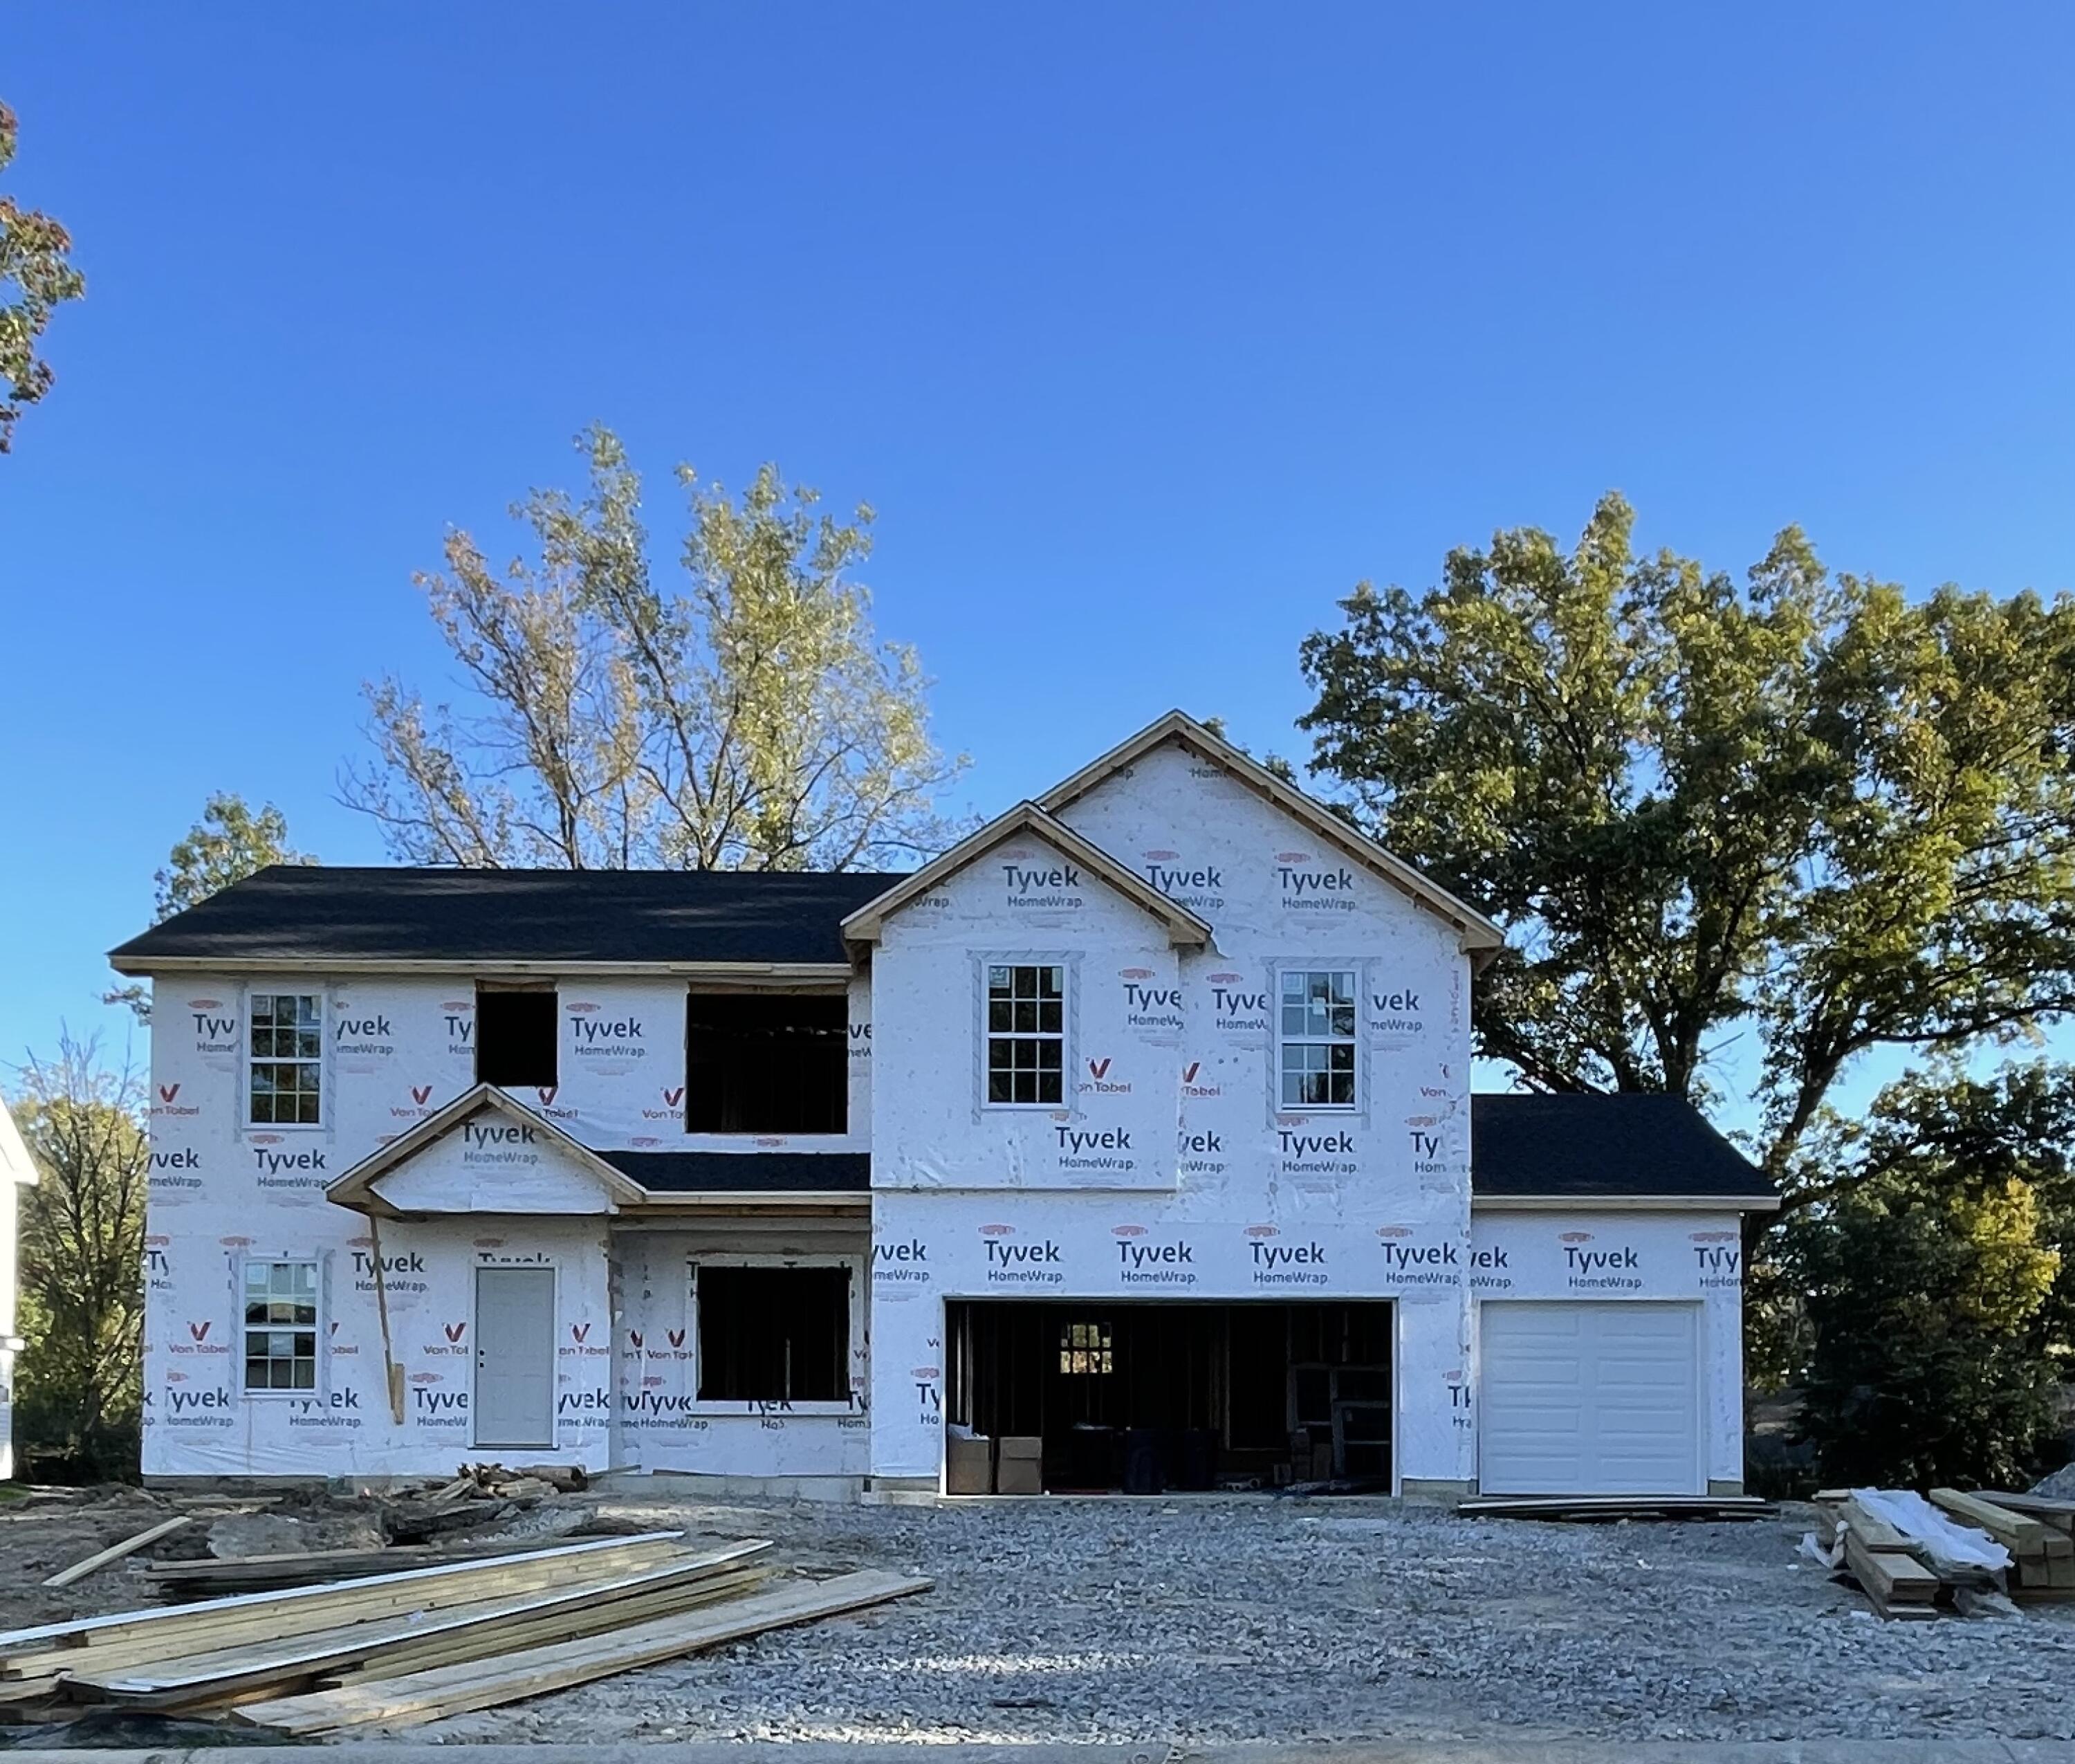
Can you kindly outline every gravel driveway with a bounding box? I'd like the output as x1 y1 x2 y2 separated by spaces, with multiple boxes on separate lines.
415 1490 2075 1747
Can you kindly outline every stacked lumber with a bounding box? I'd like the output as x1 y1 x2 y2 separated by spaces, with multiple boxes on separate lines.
1809 1487 2070 1619
0 1529 928 1734
140 1536 551 1599
1456 1494 1775 1522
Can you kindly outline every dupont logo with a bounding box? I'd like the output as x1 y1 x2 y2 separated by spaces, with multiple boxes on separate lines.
567 1001 600 1014
441 1000 471 1012
1246 1224 1279 1239
217 1235 253 1248
1142 850 1178 863
251 1132 282 1145
472 1237 506 1250
631 1135 662 1148
1276 851 1309 863
1120 967 1154 981
187 998 223 1010
754 1135 786 1147
1690 1229 1737 1243
911 1366 941 1381
409 1370 442 1386
979 1223 1014 1238
1112 1224 1147 1238
1376 1225 1413 1239
1207 972 1242 985
1559 1231 1594 1244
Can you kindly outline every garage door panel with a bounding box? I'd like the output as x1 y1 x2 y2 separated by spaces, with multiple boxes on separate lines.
1479 1302 1700 1496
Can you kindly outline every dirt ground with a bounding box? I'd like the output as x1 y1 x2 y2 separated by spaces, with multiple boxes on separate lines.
5 1482 2075 1745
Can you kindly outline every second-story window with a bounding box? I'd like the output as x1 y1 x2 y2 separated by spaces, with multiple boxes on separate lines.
986 964 1064 1105
1280 969 1356 1108
250 993 323 1125
476 986 559 1087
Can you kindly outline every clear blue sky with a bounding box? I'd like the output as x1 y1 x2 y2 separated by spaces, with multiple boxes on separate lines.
4 5 2072 1113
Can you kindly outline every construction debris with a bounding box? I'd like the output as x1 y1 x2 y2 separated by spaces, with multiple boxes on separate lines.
0 1528 928 1734
1809 1486 2074 1619
39 1518 195 1591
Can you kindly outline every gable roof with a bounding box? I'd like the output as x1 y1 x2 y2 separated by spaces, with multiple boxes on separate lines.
840 802 1213 947
1037 710 1506 955
326 1083 648 1218
1470 1092 1777 1208
109 866 901 975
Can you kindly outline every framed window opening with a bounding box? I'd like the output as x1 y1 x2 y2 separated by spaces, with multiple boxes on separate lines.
475 984 560 1088
1058 1319 1113 1375
249 992 324 1126
685 991 847 1134
693 1261 857 1408
985 962 1065 1107
242 1257 320 1393
1279 969 1356 1110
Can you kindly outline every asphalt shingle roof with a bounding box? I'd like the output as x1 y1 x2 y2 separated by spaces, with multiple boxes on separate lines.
600 1150 871 1194
1470 1092 1774 1201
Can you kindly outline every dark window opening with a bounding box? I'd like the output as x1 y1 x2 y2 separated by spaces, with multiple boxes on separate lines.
696 1265 851 1402
475 988 559 1087
685 993 847 1133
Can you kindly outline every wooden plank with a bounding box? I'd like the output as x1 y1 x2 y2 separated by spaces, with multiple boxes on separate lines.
1836 1496 1916 1554
40 1516 194 1589
142 1538 544 1597
315 1567 771 1687
235 1570 931 1735
1929 1487 2055 1554
1975 1491 2075 1538
0 1533 691 1678
1842 1532 1940 1610
62 1543 772 1705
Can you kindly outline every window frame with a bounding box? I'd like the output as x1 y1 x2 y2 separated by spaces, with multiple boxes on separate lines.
687 1254 864 1416
474 983 561 1090
1058 1319 1114 1376
1277 967 1360 1112
239 1255 323 1397
980 959 1069 1110
246 989 326 1128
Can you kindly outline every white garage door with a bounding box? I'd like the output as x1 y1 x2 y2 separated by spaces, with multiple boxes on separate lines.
1479 1302 1701 1496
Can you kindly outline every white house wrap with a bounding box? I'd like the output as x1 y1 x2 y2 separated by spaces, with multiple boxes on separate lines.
111 713 1776 1496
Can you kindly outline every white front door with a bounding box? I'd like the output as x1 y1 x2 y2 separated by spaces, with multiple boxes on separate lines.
474 1266 557 1449
1479 1301 1702 1496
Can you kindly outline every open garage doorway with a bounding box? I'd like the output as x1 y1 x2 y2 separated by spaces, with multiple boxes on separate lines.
943 1300 1394 1494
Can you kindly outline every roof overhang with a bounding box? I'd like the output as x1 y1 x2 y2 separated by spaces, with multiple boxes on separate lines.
1471 1193 1781 1213
109 955 854 982
842 802 1213 949
326 1083 649 1218
1037 710 1508 959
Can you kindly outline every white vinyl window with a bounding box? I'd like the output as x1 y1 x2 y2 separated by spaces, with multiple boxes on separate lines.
250 992 323 1124
1280 969 1356 1108
243 1259 320 1391
986 963 1064 1105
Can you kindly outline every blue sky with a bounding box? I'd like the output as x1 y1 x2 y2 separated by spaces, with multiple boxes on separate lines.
3 5 2072 1120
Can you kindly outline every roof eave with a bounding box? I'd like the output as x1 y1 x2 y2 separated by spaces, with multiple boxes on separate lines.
109 955 856 980
1470 1193 1780 1213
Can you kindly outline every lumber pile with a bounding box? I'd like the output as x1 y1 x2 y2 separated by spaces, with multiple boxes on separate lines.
375 1460 578 1545
0 1529 928 1734
1456 1494 1775 1522
1809 1487 2073 1619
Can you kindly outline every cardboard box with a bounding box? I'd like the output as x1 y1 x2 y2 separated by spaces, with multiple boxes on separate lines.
946 1435 993 1495
996 1435 1043 1495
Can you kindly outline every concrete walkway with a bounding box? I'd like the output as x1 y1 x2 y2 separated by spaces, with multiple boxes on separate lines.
10 1744 2074 1763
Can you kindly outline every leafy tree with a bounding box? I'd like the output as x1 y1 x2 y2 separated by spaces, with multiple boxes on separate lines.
1785 1098 2064 1487
1298 493 2075 1251
105 793 313 1021
0 101 86 452
342 425 968 871
10 1034 148 1478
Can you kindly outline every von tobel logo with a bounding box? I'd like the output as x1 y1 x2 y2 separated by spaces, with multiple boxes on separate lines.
1246 1224 1329 1288
1002 856 1083 908
533 1085 578 1121
1080 1056 1131 1095
151 1081 199 1118
642 1085 685 1123
564 1321 609 1358
1278 852 1357 915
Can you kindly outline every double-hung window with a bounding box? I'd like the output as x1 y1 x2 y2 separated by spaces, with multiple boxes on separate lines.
986 964 1064 1105
243 1259 319 1391
250 993 323 1125
1280 969 1356 1108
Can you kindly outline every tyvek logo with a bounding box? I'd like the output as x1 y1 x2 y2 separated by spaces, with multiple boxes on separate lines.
443 1322 466 1343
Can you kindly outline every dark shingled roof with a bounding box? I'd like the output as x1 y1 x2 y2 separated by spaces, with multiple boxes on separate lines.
602 1150 871 1194
1471 1092 1774 1202
109 865 907 969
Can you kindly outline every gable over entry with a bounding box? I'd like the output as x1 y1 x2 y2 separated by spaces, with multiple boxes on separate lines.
327 1085 645 1218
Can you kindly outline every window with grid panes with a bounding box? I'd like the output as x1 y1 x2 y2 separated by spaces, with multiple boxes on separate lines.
1279 969 1356 1107
243 1260 319 1390
986 964 1064 1105
250 993 323 1124
1058 1320 1112 1375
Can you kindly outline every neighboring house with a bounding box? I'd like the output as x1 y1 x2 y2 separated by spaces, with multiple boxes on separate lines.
108 711 1777 1497
0 1096 38 1481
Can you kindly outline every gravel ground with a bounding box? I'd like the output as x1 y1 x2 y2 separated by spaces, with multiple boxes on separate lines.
402 1491 2075 1747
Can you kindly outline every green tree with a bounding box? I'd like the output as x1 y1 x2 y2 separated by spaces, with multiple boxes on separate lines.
1786 1124 2063 1488
1298 494 2075 1246
342 425 968 870
11 1033 148 1478
0 101 86 452
105 793 313 1021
